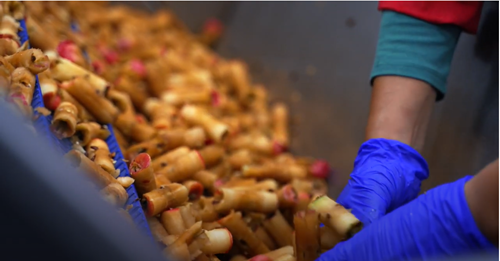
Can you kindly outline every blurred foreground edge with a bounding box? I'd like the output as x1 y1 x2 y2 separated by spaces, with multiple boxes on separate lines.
0 100 167 261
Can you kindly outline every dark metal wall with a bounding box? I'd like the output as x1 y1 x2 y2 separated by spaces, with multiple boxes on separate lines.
124 1 499 197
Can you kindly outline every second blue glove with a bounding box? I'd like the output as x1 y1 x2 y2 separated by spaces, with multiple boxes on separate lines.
317 176 497 261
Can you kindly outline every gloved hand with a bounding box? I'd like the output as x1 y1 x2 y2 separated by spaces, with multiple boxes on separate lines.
337 138 429 225
317 176 497 261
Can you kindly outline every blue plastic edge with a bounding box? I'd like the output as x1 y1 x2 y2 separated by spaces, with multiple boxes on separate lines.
18 19 153 238
105 124 153 238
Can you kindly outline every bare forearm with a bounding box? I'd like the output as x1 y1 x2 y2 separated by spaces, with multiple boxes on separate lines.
366 76 437 152
465 159 499 246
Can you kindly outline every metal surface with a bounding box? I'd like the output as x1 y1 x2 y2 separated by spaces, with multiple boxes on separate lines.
125 2 498 197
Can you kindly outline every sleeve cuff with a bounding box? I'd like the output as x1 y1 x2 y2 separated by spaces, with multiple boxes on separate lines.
370 11 462 101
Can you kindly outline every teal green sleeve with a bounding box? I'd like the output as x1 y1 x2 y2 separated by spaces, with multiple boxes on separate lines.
370 11 462 101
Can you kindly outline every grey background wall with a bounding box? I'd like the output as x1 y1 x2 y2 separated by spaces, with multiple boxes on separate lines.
120 1 499 197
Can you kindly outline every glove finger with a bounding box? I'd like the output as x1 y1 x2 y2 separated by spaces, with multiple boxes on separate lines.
337 179 388 225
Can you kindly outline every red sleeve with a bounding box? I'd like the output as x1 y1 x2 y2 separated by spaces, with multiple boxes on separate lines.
378 1 484 34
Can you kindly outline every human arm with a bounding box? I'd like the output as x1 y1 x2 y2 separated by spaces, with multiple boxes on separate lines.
337 8 464 225
323 3 497 260
336 0 488 225
366 76 435 153
367 1 484 151
464 159 499 245
366 6 466 152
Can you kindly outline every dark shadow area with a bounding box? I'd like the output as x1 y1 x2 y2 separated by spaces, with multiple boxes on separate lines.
472 2 499 162
474 2 499 62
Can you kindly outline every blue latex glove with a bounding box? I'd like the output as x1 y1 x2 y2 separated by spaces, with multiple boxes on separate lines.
337 138 429 225
317 176 497 261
